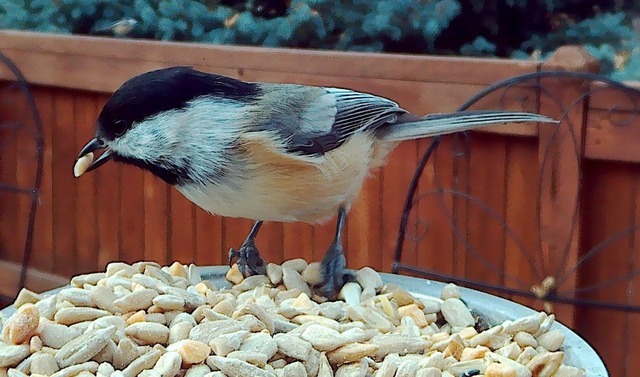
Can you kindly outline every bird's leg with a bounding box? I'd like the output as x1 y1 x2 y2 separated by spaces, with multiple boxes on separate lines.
317 206 354 299
228 221 267 277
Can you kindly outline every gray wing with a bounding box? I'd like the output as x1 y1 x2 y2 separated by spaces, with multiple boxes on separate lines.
286 87 407 155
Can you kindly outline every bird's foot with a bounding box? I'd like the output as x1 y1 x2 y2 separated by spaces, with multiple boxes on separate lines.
315 241 355 299
228 240 266 277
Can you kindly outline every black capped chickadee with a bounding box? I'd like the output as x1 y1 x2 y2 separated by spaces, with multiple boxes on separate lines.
94 18 138 37
75 67 556 297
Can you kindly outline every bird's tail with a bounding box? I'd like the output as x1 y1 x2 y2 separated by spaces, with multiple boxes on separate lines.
376 110 558 141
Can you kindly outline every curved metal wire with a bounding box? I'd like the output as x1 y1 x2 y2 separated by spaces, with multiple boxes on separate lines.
393 70 640 313
392 136 441 271
0 53 44 300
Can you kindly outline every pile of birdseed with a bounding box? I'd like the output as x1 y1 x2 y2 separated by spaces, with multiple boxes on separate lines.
0 259 586 377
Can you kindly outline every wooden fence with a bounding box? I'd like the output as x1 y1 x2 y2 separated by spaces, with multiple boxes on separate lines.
1 31 639 374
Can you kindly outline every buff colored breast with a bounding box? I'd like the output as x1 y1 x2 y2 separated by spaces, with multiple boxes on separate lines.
177 132 399 224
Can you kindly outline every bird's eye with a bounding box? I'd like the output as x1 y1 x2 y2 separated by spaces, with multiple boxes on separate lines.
113 120 129 137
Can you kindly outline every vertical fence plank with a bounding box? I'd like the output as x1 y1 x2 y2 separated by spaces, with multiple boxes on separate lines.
257 223 285 265
95 95 121 270
579 161 635 377
118 168 145 265
73 93 99 274
451 137 471 278
538 47 597 327
13 87 33 278
382 140 419 273
31 88 54 273
416 137 456 276
169 192 196 264
465 135 508 288
143 175 169 265
14 87 32 270
627 174 640 374
195 207 224 266
347 172 383 271
95 169 121 271
0 85 19 265
51 91 77 277
283 223 314 263
503 138 541 309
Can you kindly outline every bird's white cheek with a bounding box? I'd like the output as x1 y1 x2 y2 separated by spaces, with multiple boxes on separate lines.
109 116 180 161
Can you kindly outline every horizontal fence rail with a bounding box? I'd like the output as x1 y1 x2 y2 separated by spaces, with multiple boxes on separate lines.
1 31 639 374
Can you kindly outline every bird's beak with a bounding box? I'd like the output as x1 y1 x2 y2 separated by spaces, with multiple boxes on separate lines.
74 137 114 177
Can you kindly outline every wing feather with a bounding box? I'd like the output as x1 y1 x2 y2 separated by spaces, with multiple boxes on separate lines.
287 88 405 155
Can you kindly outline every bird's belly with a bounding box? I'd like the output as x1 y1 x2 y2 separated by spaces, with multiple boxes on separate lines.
177 134 394 224
178 177 354 224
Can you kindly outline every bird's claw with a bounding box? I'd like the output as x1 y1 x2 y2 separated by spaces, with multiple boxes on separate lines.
228 241 266 277
315 242 354 299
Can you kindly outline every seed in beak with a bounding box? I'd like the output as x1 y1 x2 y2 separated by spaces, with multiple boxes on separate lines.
74 152 95 178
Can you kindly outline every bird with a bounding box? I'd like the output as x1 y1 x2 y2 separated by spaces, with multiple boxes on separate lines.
93 18 138 37
74 66 557 298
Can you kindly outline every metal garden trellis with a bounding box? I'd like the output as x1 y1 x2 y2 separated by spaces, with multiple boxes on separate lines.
392 69 640 314
0 52 44 303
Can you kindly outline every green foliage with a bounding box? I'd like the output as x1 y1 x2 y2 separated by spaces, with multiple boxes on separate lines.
0 0 462 53
0 0 60 32
1 0 640 79
514 12 640 80
460 36 496 57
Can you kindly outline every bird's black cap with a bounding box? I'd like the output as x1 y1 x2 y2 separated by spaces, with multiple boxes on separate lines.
97 66 260 140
